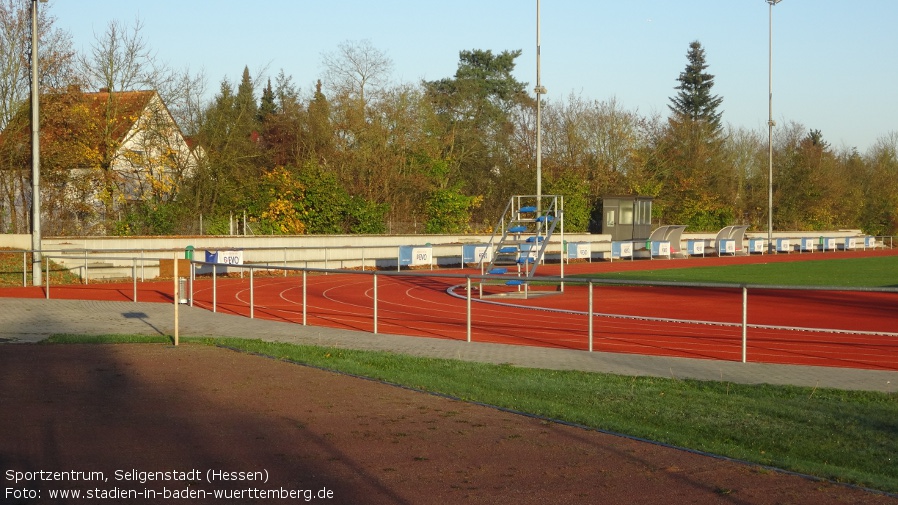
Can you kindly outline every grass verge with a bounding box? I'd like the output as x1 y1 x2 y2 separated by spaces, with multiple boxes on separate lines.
45 333 898 494
572 255 898 287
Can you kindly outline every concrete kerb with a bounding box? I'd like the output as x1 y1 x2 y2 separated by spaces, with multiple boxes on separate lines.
1 298 896 393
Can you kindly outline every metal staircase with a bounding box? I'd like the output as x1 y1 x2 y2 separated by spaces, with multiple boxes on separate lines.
479 195 562 288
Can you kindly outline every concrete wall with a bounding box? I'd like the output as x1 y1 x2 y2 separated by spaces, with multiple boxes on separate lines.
1 233 606 280
0 229 877 281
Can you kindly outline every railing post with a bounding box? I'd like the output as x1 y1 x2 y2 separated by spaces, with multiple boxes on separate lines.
189 262 195 307
466 276 472 343
742 286 748 363
44 256 49 300
132 261 137 302
212 263 217 313
173 252 179 346
249 267 254 319
372 272 378 334
302 270 307 326
22 251 26 287
588 281 594 352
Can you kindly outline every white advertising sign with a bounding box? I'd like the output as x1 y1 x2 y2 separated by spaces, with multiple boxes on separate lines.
411 247 431 266
219 250 244 265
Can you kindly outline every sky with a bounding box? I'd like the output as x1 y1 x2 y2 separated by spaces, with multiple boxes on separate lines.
49 0 897 153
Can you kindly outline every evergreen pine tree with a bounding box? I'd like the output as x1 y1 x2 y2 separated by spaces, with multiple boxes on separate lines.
668 41 723 130
258 78 276 121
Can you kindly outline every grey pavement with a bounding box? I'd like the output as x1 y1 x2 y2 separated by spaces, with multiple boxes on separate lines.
2 298 896 393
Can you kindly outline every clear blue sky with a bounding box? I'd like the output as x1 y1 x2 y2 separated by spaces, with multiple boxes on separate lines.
50 0 896 153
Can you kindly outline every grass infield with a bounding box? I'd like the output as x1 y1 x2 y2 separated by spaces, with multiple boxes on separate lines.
46 334 898 495
571 255 898 288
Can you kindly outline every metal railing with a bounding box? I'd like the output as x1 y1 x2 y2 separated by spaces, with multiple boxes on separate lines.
8 248 898 367
171 260 896 365
5 233 894 285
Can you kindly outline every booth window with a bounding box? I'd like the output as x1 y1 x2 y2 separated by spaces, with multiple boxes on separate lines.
620 201 634 225
636 199 651 225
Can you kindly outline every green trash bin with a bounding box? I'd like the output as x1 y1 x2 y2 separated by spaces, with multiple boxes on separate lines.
185 245 194 260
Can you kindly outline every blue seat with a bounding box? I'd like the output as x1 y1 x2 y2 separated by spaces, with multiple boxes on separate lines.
488 268 508 275
509 225 527 233
519 206 537 213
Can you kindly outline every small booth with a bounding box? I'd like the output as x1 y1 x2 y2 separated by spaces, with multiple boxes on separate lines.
601 195 652 259
601 195 653 242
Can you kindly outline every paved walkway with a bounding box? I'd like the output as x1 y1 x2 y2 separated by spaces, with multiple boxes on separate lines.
2 297 896 392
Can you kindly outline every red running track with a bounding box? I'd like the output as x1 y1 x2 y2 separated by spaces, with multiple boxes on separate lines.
3 249 897 371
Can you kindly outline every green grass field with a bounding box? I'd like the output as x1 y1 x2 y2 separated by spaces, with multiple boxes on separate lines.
573 256 898 288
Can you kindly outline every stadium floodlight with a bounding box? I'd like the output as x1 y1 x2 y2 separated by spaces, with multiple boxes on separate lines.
535 0 546 210
766 0 783 253
31 0 47 286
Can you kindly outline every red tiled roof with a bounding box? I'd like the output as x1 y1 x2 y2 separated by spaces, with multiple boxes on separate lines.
0 88 160 167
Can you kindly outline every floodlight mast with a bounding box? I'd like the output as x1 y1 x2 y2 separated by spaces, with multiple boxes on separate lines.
535 0 547 212
766 0 782 254
31 0 47 286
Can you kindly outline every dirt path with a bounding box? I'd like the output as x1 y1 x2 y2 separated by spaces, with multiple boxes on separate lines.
1 344 893 504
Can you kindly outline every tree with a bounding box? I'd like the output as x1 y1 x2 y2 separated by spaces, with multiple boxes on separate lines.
306 79 333 163
423 49 530 222
668 40 723 131
258 78 276 122
75 17 193 232
539 94 641 225
424 185 482 234
78 17 155 93
862 132 898 235
0 0 75 232
190 72 263 218
0 0 74 128
256 70 306 168
650 40 732 230
321 39 393 107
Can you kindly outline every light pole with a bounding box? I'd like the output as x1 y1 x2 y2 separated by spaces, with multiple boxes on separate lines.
535 0 547 209
766 0 782 253
30 0 47 286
